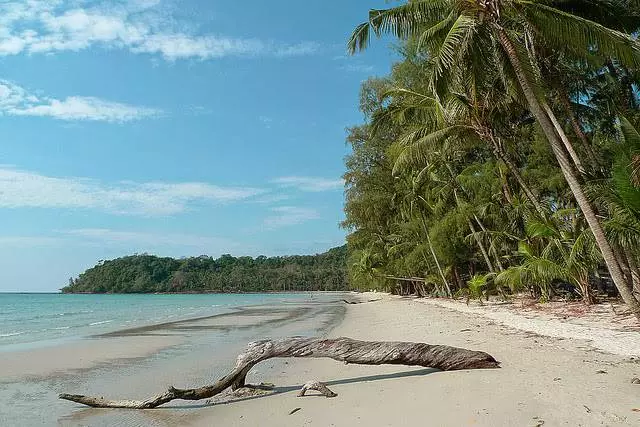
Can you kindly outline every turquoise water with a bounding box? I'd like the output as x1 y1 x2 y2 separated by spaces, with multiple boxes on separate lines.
0 293 324 350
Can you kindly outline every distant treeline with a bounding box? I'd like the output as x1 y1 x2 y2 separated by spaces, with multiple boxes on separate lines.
61 246 348 293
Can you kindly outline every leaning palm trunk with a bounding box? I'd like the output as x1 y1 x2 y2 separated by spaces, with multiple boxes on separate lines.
541 102 586 175
624 248 640 296
489 135 546 216
473 214 504 271
468 218 495 273
420 216 452 297
496 29 640 320
555 86 598 162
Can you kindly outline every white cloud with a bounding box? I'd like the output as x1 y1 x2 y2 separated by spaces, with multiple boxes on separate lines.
0 236 63 247
264 206 320 229
61 228 239 250
341 63 375 73
259 115 273 128
251 194 290 205
272 176 344 192
0 1 319 60
0 167 262 216
0 80 160 122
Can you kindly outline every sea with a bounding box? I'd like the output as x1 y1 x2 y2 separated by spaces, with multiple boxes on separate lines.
0 292 347 426
0 292 334 351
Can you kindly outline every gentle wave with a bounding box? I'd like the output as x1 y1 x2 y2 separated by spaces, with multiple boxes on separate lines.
0 332 24 337
89 320 113 326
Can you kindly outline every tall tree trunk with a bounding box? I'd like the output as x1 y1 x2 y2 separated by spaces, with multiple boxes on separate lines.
497 28 640 321
541 101 586 175
419 214 452 297
490 135 546 216
473 214 504 271
467 217 495 273
624 247 640 297
426 229 452 297
555 87 598 161
613 246 635 293
448 170 496 275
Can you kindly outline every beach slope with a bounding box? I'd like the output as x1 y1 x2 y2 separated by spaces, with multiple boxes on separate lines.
188 294 640 426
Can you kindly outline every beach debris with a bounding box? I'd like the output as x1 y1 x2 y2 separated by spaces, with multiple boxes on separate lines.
289 407 302 415
342 298 381 304
532 416 545 426
297 380 337 398
583 405 591 413
596 370 608 374
59 336 499 409
631 377 640 384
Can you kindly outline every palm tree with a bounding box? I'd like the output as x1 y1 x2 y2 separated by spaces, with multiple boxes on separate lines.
495 210 601 304
348 0 640 319
377 83 548 216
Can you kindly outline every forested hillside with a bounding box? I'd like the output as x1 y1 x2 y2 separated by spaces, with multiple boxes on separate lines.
61 246 348 293
344 1 640 315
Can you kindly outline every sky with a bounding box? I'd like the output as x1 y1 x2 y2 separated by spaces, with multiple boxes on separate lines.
0 0 397 292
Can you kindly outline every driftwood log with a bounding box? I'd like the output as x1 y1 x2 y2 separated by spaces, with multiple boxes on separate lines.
297 380 337 397
59 336 499 409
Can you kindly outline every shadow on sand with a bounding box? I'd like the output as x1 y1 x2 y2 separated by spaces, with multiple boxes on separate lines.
59 367 439 424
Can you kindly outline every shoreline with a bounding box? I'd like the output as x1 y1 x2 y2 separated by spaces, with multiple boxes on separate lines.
0 297 347 426
183 292 640 426
4 292 640 425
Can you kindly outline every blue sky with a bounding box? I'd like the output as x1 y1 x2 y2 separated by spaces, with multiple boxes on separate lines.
0 0 396 291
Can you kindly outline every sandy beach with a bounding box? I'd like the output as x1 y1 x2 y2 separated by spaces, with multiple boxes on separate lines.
4 293 640 426
185 293 640 427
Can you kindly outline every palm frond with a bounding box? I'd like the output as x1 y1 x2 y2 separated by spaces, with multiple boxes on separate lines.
348 1 453 54
521 1 640 68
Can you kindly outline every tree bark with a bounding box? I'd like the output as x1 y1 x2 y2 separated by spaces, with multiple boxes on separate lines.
496 28 640 321
556 87 598 162
541 101 586 175
490 135 546 217
468 218 495 273
624 248 640 297
451 185 495 274
421 214 452 297
473 214 504 272
59 337 499 409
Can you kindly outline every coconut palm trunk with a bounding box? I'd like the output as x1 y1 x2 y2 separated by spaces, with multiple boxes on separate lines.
421 216 452 297
489 134 546 216
496 28 640 320
473 214 504 271
624 248 640 296
541 102 586 174
555 86 598 161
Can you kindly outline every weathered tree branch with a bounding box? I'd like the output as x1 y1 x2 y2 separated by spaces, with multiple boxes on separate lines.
298 380 337 397
59 337 499 409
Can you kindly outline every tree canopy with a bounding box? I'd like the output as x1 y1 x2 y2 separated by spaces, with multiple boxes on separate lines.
61 246 348 294
344 0 640 315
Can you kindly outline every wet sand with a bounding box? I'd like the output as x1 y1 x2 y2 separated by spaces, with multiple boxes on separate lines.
0 298 346 426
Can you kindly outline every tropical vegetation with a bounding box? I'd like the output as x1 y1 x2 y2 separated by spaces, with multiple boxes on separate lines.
61 246 348 293
344 0 640 318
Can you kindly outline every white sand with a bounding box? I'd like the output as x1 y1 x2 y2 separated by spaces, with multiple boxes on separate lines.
186 293 640 426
